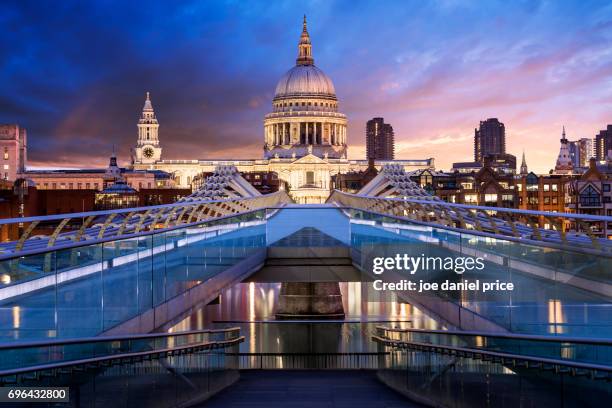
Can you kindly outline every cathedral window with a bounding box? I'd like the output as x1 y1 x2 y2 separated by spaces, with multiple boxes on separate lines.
306 171 314 185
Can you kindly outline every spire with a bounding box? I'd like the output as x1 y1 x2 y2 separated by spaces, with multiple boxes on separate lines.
143 91 154 112
520 150 528 175
561 125 567 144
296 15 314 66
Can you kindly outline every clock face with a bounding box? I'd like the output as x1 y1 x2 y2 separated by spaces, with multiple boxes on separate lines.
143 147 154 158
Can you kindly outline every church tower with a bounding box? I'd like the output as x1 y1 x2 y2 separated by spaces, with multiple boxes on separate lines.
554 126 573 175
132 92 162 164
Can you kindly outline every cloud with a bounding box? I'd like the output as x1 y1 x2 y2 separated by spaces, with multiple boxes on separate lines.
0 0 611 174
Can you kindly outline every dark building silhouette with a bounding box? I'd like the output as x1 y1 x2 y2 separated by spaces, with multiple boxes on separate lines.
474 118 505 162
595 124 612 161
366 118 394 160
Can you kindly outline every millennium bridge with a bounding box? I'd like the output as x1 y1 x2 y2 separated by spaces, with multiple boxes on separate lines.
0 165 610 407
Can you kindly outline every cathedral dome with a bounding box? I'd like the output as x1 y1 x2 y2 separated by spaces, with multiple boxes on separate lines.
274 65 336 100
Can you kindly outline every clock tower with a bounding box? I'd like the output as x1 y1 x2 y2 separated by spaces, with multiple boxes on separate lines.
132 92 162 164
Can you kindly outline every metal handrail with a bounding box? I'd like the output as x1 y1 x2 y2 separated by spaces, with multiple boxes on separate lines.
0 208 268 261
329 190 612 253
0 327 241 350
333 190 612 223
375 326 612 346
373 336 612 378
0 191 290 259
0 336 244 379
0 191 288 226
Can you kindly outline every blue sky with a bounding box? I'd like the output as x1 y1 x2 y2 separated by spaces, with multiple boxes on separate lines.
1 0 612 172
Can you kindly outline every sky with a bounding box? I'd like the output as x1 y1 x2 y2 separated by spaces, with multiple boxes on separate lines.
1 0 612 173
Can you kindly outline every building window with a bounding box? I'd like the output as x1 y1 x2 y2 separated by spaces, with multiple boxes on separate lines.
528 197 539 205
552 197 558 204
3 147 7 160
604 196 611 203
460 182 473 190
484 193 498 203
464 194 477 203
306 171 314 185
86 183 90 189
579 185 601 207
604 184 611 192
551 184 558 192
526 174 538 191
544 197 550 204
543 184 550 191
77 183 82 189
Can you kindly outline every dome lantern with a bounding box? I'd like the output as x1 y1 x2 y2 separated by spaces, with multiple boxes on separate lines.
297 15 314 66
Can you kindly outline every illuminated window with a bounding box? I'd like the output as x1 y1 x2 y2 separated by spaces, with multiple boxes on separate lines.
464 194 478 203
3 147 7 160
484 194 498 203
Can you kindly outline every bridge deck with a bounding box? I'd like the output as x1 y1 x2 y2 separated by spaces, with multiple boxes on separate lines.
199 370 424 408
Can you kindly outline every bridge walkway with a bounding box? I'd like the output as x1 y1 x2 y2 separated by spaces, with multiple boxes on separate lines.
200 370 424 408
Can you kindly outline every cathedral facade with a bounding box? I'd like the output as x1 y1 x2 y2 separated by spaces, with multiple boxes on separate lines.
132 18 433 203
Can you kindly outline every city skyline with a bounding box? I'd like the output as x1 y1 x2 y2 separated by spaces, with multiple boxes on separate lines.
1 1 612 173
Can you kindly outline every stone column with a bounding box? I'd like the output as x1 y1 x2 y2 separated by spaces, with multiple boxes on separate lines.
282 123 286 145
308 122 312 144
334 124 338 145
272 124 276 145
